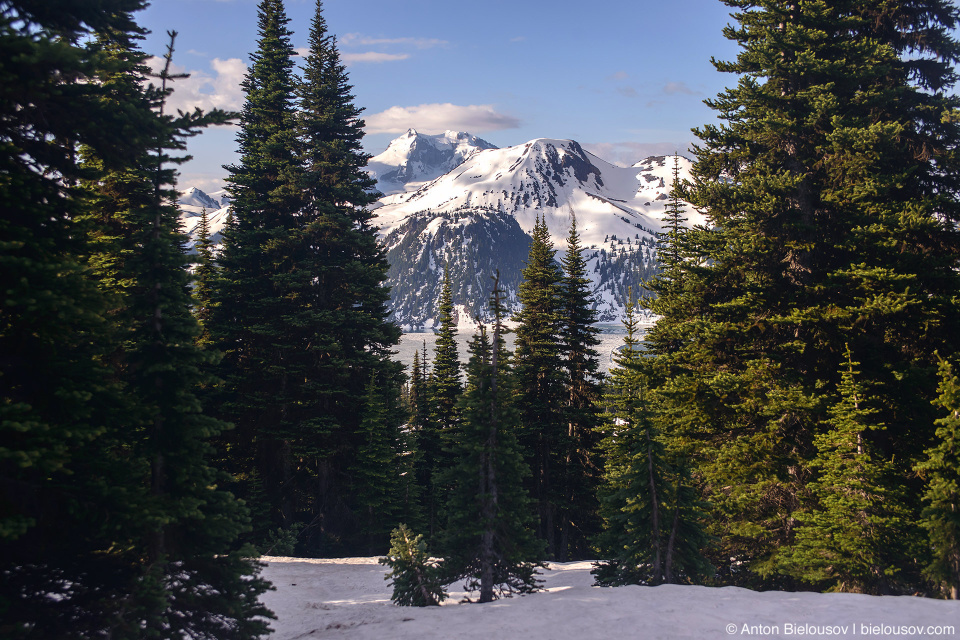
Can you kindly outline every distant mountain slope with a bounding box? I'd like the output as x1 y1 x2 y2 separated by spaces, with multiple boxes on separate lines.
373 136 699 327
367 129 498 196
177 134 697 328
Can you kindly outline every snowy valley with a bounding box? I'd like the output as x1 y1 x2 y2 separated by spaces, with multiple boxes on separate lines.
260 557 958 640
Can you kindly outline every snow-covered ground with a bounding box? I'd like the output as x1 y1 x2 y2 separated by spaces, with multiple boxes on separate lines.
259 557 958 639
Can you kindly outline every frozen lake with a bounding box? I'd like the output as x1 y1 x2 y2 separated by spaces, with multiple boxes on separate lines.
393 325 651 376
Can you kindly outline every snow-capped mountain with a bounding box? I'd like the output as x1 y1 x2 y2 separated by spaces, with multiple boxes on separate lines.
375 136 699 328
367 129 498 196
178 187 231 251
177 133 697 328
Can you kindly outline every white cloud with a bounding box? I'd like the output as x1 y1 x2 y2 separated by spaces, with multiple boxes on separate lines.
663 81 698 95
582 141 694 167
147 56 246 114
342 51 410 64
340 33 448 49
609 71 629 80
364 103 520 134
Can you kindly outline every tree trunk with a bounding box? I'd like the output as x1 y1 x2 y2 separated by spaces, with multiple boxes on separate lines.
647 428 662 583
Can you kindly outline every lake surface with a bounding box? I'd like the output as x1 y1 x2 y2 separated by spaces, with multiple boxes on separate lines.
393 325 651 376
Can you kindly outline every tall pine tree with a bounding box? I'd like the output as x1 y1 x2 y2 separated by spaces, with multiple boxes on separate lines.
1 6 271 635
293 0 403 550
513 215 567 558
440 274 544 602
557 216 603 560
654 0 960 586
916 358 960 599
212 0 303 535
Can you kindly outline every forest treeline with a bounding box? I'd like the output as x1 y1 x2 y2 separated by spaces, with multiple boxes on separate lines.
3 0 960 636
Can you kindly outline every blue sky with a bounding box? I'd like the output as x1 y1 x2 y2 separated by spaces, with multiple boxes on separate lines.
138 0 742 192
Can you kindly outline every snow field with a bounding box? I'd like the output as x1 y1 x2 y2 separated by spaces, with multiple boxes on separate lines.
259 557 959 639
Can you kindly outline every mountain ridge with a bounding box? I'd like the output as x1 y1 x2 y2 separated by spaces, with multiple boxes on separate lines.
178 132 697 328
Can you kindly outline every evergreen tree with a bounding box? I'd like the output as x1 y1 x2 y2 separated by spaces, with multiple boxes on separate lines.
1 3 150 633
1 6 271 635
192 206 217 348
513 215 567 558
778 347 913 593
212 0 303 534
423 263 462 537
653 0 960 585
916 358 960 599
350 373 401 553
295 0 404 550
557 216 603 560
379 525 447 606
441 274 544 602
213 0 403 552
594 296 712 587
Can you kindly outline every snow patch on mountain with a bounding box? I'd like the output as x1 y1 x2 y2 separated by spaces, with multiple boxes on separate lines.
367 129 498 196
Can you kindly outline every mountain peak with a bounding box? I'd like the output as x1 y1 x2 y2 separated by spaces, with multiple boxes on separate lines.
368 129 498 195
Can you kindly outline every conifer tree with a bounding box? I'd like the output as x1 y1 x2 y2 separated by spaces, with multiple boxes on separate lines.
192 206 217 348
380 525 447 606
351 373 401 553
422 264 462 537
293 0 403 549
1 3 151 632
557 216 603 560
595 294 712 587
513 215 567 558
2 7 271 634
213 0 403 551
441 274 544 602
212 0 302 533
916 358 960 599
594 297 667 586
655 0 960 584
778 348 912 593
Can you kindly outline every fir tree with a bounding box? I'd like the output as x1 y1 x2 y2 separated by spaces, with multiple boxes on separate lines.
350 373 401 553
293 0 404 549
916 358 960 599
192 206 217 348
379 525 447 607
1 3 150 632
213 0 403 552
655 0 960 585
212 0 303 534
557 216 603 560
423 263 462 537
1 9 271 635
513 215 567 558
441 274 544 602
777 347 912 593
595 294 712 587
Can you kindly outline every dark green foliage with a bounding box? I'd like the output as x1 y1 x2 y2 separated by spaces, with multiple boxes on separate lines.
419 265 461 538
647 0 960 587
557 216 603 560
1 4 270 635
211 0 303 533
192 206 217 348
351 373 402 552
513 215 567 558
916 359 960 599
777 348 913 593
212 0 403 553
441 275 544 602
594 297 712 587
379 525 447 606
